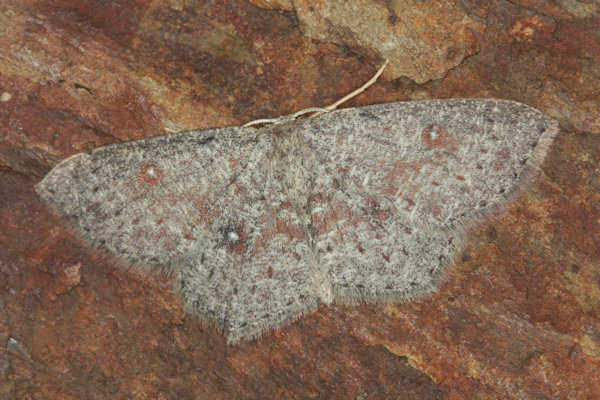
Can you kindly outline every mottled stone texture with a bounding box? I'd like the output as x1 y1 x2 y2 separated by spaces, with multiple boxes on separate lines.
0 0 598 399
293 0 484 83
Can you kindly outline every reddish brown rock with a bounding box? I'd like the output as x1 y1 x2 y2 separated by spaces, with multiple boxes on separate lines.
0 0 599 398
294 0 484 83
248 0 293 11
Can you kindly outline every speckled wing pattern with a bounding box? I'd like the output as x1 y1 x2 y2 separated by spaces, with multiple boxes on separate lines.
290 100 557 303
36 99 558 343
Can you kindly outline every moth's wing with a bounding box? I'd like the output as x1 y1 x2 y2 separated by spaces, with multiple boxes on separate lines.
306 99 558 229
37 127 318 343
36 127 258 267
300 99 558 302
172 134 319 343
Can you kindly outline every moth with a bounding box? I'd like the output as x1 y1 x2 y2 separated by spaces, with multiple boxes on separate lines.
37 99 558 343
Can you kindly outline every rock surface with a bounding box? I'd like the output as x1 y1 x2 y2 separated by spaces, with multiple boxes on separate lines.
1 0 599 398
293 0 484 83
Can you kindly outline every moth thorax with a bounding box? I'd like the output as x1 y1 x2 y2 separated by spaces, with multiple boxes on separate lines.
313 269 333 304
